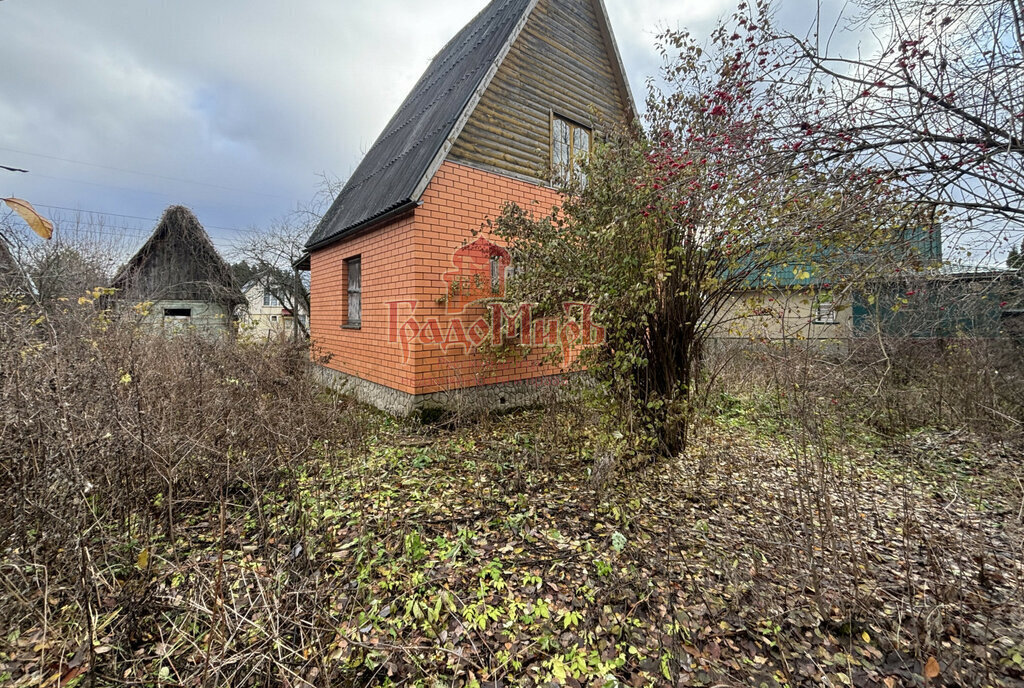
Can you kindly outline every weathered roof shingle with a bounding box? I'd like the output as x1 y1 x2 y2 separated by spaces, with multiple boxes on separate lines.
305 0 534 250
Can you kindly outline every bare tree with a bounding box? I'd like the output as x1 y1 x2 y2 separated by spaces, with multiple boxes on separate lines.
232 176 341 339
763 0 1023 254
2 208 132 304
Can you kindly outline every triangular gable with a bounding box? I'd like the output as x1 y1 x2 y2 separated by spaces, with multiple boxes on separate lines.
111 205 243 306
306 0 635 252
448 0 636 181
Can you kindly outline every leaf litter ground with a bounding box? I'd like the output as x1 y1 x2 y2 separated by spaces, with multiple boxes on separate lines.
2 411 1022 687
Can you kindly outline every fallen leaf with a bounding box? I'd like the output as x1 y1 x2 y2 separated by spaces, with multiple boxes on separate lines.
924 656 940 679
3 198 53 239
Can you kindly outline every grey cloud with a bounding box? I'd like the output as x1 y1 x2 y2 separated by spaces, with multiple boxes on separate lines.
0 0 857 251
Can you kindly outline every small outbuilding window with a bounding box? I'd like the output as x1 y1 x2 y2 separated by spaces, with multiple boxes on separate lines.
345 256 361 328
163 308 192 327
551 114 591 185
813 302 837 325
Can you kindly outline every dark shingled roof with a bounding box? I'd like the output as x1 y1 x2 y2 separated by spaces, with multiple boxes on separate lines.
305 0 534 251
111 205 244 307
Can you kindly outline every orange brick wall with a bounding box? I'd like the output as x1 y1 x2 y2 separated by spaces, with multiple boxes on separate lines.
309 213 419 394
310 160 573 397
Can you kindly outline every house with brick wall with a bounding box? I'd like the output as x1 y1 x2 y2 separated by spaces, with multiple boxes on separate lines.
300 0 635 415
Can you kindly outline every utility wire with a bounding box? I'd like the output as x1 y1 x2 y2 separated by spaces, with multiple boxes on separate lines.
32 203 259 234
28 220 248 254
27 171 226 202
0 145 292 200
1 163 29 173
14 171 289 220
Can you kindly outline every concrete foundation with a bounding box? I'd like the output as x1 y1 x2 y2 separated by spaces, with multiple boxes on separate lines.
311 364 572 417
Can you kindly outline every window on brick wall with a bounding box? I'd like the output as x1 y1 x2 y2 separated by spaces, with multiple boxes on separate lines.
551 114 591 185
345 256 361 328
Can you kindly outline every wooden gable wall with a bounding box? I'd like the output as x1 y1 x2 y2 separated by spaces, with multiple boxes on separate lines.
447 0 631 182
122 235 232 304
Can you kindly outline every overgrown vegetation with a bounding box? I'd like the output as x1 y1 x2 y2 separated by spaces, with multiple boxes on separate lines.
0 296 366 686
2 0 1023 685
1 291 1022 686
493 4 937 458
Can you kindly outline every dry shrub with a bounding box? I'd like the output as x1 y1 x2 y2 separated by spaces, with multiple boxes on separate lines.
706 335 1023 439
698 337 1023 677
854 337 1024 436
0 295 368 685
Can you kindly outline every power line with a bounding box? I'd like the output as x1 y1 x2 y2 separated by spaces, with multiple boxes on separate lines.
32 203 261 235
28 220 246 254
13 171 291 222
0 145 292 200
27 171 219 202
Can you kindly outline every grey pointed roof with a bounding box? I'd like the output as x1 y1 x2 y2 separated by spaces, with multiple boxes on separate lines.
306 0 535 251
111 205 244 306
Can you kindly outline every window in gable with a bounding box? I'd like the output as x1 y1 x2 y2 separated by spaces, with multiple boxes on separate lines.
345 256 361 328
551 115 591 185
263 291 280 307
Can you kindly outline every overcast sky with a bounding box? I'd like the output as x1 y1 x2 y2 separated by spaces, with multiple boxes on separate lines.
0 0 853 256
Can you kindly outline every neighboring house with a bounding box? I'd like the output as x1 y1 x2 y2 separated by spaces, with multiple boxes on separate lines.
718 287 854 347
853 262 1024 340
716 225 945 349
110 205 243 334
299 0 635 414
238 278 309 339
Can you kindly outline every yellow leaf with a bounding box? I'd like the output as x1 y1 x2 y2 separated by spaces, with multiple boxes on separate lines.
924 656 940 679
3 198 54 240
861 631 870 643
136 548 149 570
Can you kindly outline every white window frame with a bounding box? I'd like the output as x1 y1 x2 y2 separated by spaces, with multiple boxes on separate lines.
813 302 838 325
345 256 362 328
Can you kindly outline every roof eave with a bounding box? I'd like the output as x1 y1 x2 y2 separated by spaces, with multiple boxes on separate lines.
590 0 639 122
305 199 420 254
